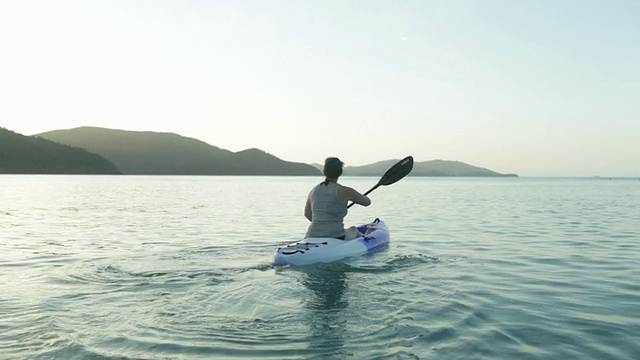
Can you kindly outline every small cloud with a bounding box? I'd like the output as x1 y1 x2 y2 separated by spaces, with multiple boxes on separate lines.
401 36 408 42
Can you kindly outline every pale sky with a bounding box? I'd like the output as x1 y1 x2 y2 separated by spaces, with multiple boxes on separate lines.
1 0 638 177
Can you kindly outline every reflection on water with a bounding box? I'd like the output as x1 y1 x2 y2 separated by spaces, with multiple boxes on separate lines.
298 266 349 358
301 267 349 311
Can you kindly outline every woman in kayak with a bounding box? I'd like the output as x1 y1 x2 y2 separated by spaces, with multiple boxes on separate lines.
304 157 371 240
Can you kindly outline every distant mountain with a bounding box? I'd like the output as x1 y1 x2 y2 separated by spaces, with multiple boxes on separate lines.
343 159 517 177
233 148 322 175
0 127 120 174
37 127 321 176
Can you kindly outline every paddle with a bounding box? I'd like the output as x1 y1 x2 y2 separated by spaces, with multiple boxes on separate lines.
347 155 414 208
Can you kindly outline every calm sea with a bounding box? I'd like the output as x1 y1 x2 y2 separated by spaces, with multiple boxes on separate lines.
1 175 639 359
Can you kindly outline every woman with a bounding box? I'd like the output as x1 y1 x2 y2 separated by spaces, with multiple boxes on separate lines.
304 157 371 240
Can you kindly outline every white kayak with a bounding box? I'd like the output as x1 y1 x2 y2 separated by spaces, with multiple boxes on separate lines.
274 218 389 266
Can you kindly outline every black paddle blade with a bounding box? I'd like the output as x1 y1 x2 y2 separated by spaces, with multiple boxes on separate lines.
348 155 414 207
378 156 413 186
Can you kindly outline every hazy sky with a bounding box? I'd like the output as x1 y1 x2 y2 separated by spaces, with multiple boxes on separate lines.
1 1 638 176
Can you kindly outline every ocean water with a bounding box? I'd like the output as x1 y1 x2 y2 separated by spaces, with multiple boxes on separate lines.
1 175 639 360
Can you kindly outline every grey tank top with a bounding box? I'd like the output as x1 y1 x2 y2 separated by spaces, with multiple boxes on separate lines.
305 182 347 238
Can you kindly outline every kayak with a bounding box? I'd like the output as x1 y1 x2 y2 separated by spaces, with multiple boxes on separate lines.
274 218 389 266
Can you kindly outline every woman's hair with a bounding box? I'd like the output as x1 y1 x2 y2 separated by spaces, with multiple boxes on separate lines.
323 157 344 179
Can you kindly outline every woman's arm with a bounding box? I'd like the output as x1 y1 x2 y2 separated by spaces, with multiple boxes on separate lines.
304 192 313 221
339 186 371 207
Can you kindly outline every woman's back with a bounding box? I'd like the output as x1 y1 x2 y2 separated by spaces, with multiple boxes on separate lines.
305 182 347 238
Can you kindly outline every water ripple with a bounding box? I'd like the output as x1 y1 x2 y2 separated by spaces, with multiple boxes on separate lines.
1 176 640 359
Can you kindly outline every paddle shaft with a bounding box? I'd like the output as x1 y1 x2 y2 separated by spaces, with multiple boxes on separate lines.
362 184 380 197
347 184 379 208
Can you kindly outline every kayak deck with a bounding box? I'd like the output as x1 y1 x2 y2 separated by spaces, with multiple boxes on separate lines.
274 219 389 266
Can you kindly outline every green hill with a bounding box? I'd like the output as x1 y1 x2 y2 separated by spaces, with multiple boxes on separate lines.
232 148 321 175
37 127 321 176
0 127 120 174
343 159 517 177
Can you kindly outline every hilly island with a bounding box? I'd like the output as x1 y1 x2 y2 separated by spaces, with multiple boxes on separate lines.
0 127 120 174
1 126 517 177
36 127 320 175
